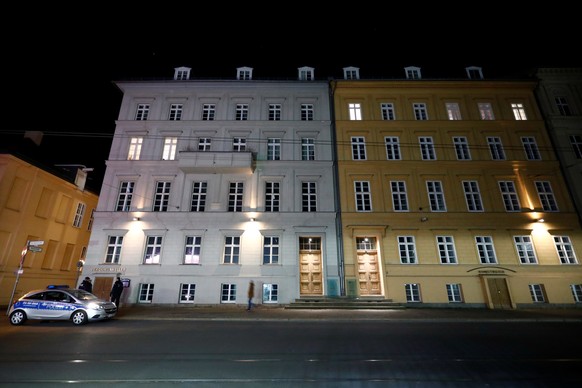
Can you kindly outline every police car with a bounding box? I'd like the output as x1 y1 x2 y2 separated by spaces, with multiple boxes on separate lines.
8 285 117 326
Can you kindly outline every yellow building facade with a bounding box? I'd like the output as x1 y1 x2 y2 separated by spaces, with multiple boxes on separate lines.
332 77 582 308
0 154 98 307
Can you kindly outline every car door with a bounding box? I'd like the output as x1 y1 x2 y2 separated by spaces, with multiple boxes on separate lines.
42 291 73 319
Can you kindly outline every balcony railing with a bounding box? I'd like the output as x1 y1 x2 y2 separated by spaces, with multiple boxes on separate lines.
178 151 254 174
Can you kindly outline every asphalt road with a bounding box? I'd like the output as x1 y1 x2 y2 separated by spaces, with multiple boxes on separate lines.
1 307 581 387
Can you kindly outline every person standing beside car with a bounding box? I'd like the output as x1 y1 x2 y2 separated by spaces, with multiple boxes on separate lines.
110 277 124 307
79 277 92 293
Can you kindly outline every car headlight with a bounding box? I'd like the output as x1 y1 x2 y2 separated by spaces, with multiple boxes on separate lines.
87 303 104 310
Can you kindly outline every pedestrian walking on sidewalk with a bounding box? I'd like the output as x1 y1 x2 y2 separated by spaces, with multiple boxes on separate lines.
247 280 255 311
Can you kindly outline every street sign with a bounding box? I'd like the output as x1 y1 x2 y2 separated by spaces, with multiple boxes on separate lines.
28 246 42 253
28 240 45 246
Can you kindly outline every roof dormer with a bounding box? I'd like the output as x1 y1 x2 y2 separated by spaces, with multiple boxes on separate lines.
404 66 421 79
237 66 253 80
343 66 360 80
465 66 484 80
298 66 315 81
174 66 191 80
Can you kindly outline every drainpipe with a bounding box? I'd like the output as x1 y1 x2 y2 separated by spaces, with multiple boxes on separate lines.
328 78 345 296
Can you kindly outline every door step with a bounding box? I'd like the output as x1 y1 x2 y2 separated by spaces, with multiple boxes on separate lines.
285 297 406 310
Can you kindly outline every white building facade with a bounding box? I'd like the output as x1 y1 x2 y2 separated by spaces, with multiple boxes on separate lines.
83 67 341 306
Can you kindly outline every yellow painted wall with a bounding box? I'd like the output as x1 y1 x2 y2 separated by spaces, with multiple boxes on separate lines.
332 78 582 308
0 155 98 307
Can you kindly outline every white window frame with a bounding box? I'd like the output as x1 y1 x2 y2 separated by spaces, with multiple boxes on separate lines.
169 104 183 121
267 138 281 160
437 236 457 264
351 137 367 160
153 181 171 212
446 284 463 303
405 283 421 302
180 283 196 303
162 137 178 160
128 137 143 160
419 137 436 160
381 103 395 120
135 104 150 121
453 136 471 160
198 137 211 151
116 181 134 211
514 236 538 264
413 103 428 120
478 103 495 120
463 181 484 212
228 182 244 212
498 181 521 212
269 104 282 121
223 236 240 264
385 136 401 160
301 104 314 121
427 181 446 212
144 236 163 264
529 284 546 303
554 236 577 264
522 137 542 160
221 283 236 303
570 135 582 159
184 236 202 264
487 136 506 160
390 181 409 212
235 104 249 120
191 181 207 212
263 236 280 264
446 103 462 120
555 96 572 116
262 284 279 303
348 103 362 120
202 104 215 121
301 138 315 161
511 103 527 120
354 181 372 212
265 181 280 212
233 137 246 152
73 202 85 228
571 284 582 302
535 181 558 211
105 235 123 264
475 236 497 264
302 181 317 212
398 236 417 264
138 283 154 303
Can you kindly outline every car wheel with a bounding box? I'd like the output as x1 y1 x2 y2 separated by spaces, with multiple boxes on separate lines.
9 310 27 326
71 310 88 325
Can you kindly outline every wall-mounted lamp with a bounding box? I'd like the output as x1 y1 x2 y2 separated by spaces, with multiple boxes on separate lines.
249 218 255 222
420 217 428 222
132 217 140 221
537 218 545 223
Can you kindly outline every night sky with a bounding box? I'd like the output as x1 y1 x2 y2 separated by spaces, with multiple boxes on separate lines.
3 6 579 192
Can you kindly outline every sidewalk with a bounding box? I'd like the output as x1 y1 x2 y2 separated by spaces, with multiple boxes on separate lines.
114 304 582 322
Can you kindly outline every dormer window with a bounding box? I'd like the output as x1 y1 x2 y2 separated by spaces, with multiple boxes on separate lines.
237 67 253 80
466 66 483 80
298 66 314 81
174 66 191 80
404 66 421 79
343 66 360 80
